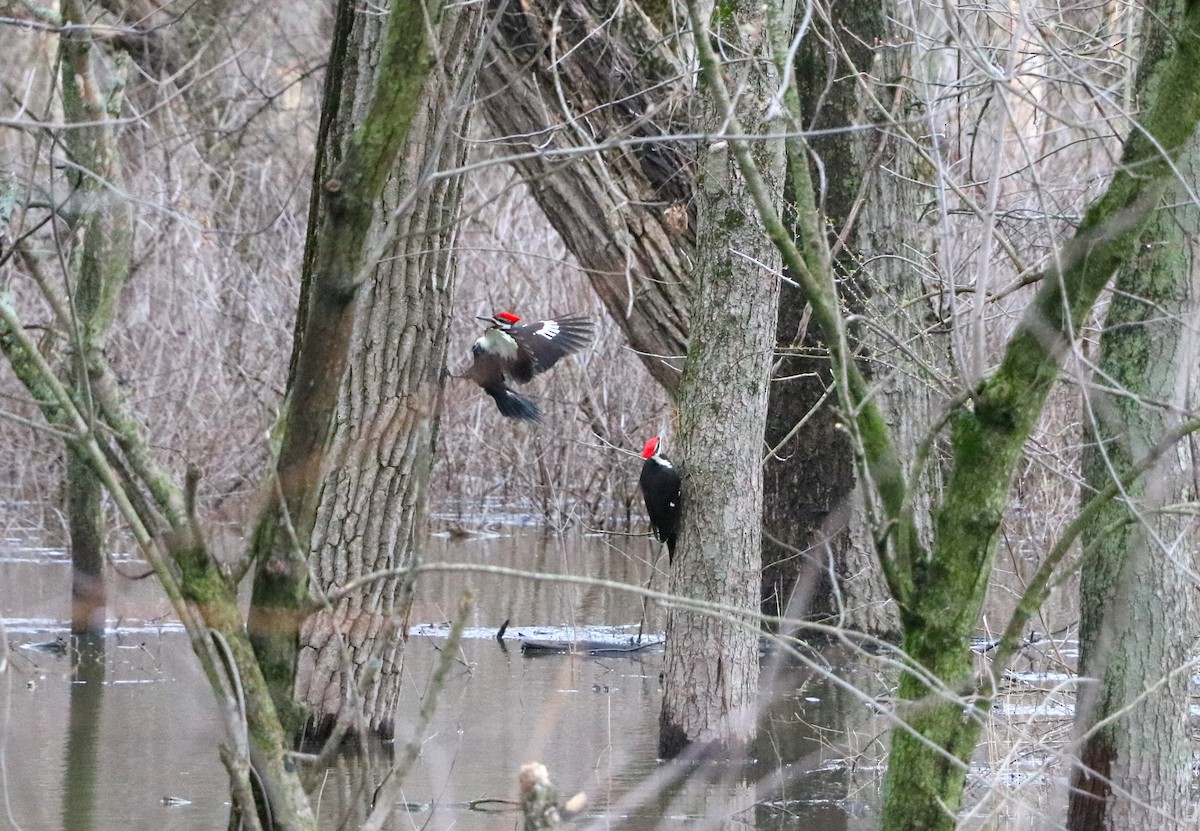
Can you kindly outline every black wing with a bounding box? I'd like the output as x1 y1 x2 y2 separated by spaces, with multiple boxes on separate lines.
507 315 593 383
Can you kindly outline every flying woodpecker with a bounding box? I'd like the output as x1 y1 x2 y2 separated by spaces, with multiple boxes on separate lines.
638 436 681 562
464 311 593 422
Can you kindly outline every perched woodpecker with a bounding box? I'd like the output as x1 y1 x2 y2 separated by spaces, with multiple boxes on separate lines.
464 311 593 422
638 436 681 562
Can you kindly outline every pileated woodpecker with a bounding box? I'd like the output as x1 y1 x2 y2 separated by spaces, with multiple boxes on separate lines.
639 436 681 562
465 311 593 422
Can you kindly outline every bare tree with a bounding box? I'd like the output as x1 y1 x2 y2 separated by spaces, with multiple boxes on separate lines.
244 0 457 730
8 0 1200 826
772 0 927 637
1069 5 1200 828
479 0 902 635
689 0 1200 826
0 0 471 824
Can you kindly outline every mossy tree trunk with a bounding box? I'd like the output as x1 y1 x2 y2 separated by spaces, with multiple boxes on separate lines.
291 0 481 746
657 0 789 757
3 0 466 823
766 0 920 637
2 262 320 830
876 5 1200 826
58 0 135 635
687 0 1200 825
837 0 945 640
246 0 446 734
1068 4 1200 827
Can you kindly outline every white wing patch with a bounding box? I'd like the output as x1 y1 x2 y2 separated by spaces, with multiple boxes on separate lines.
534 320 561 339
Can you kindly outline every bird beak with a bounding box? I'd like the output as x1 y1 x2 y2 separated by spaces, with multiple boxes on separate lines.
476 315 495 323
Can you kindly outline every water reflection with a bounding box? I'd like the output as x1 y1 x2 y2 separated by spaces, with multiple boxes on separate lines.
2 527 900 830
417 528 667 634
62 634 106 831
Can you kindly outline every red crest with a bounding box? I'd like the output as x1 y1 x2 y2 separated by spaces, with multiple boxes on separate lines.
495 311 521 324
641 437 660 459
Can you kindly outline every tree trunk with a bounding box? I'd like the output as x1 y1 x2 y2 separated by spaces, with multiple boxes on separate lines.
877 2 1200 825
837 0 948 639
1 304 321 829
1069 6 1200 828
658 0 788 757
766 0 914 637
481 0 899 636
58 0 135 635
293 0 481 745
247 0 446 733
479 0 693 391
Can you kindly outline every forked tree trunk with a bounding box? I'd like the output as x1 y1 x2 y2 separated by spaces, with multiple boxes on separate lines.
1069 5 1200 826
658 0 789 757
291 2 482 744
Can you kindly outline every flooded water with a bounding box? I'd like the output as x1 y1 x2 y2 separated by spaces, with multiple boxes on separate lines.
1 524 1078 830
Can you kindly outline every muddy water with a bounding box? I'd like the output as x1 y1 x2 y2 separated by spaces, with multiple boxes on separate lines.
0 526 1070 830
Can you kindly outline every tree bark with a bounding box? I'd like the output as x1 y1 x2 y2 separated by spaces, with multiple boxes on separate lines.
658 0 788 757
293 0 481 745
58 0 135 635
481 0 899 635
1068 6 1200 828
837 0 948 640
767 0 914 638
877 3 1200 825
247 0 445 733
479 0 692 391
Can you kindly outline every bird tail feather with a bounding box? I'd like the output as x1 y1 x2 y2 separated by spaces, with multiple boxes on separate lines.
491 387 541 422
